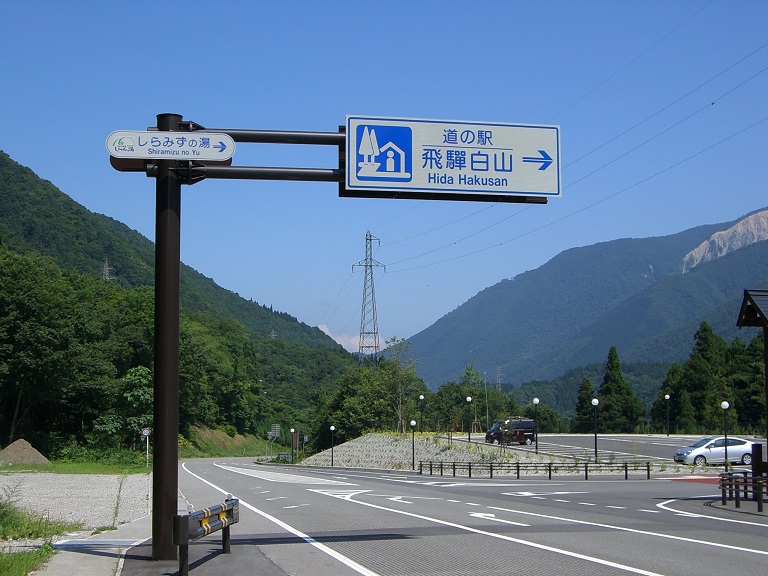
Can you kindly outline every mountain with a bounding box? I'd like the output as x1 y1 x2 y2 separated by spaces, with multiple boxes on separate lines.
0 150 340 350
408 207 768 389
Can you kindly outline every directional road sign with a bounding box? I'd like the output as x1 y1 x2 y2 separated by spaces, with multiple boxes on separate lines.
346 115 560 199
106 130 235 161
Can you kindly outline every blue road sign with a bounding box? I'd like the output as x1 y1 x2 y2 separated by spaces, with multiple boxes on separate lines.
346 115 560 198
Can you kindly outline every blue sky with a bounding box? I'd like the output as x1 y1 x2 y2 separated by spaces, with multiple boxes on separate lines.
2 1 767 353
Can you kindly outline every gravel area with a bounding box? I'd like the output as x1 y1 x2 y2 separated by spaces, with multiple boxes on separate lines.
0 471 151 552
303 433 503 469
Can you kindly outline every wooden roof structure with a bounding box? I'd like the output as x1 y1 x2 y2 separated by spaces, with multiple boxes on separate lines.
737 289 768 462
737 289 768 328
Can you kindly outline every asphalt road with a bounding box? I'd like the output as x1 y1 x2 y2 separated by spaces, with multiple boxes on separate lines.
515 433 708 462
123 457 768 576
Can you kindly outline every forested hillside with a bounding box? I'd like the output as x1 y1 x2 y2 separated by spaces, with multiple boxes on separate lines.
0 244 356 456
0 151 337 349
0 150 360 457
408 209 768 388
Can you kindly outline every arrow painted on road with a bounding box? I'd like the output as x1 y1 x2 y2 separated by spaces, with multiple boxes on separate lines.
469 512 530 527
215 141 228 153
522 149 553 170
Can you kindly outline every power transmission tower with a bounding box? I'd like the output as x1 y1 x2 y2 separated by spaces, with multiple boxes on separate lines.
102 258 114 281
353 231 385 364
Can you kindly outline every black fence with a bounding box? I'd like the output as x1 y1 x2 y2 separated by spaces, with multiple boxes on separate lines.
718 472 765 512
419 460 653 480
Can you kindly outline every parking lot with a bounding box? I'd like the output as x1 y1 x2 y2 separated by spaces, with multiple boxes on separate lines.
480 433 763 466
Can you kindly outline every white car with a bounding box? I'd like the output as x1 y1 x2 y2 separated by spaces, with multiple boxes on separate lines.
673 435 755 466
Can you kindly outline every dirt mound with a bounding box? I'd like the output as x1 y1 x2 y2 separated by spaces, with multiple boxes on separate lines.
0 438 50 466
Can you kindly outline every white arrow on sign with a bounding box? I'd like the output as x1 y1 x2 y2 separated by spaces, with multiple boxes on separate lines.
106 130 235 161
469 512 530 527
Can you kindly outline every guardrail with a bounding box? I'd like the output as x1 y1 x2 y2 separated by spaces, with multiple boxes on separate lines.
718 472 765 512
172 496 240 576
419 460 653 480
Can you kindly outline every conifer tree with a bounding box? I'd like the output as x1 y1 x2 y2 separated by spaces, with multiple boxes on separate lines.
598 347 645 432
678 388 697 433
572 376 595 433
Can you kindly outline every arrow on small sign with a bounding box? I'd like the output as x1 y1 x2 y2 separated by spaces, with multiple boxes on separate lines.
522 149 553 170
215 141 228 153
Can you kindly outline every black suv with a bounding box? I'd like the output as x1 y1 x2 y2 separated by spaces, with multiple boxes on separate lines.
485 418 535 445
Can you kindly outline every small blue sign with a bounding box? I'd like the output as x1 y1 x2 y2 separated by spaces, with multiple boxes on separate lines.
354 124 412 182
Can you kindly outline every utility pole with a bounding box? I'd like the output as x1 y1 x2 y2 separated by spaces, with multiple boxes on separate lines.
354 231 385 363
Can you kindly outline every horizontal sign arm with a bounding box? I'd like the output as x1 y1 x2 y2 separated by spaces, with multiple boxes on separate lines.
202 129 344 146
174 163 343 184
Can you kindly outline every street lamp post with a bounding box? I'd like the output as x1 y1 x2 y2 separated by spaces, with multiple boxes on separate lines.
466 397 472 442
591 398 599 462
533 398 540 454
330 425 335 467
484 372 489 431
410 420 417 470
721 401 730 471
419 395 424 432
290 428 295 463
664 394 670 437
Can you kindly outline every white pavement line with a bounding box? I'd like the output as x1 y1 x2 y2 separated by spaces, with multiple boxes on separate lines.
487 505 768 556
656 498 768 527
214 463 356 485
181 463 382 576
310 489 664 576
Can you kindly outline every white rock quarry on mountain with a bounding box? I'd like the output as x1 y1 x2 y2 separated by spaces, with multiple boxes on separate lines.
682 208 768 273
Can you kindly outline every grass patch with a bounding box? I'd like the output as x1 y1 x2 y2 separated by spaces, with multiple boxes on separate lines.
179 425 280 458
0 482 83 540
0 542 55 576
1 461 147 475
0 483 83 576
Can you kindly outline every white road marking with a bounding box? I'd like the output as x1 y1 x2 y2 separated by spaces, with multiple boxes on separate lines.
181 463 382 576
469 512 530 527
311 489 665 576
214 463 356 485
657 498 768 527
487 505 768 556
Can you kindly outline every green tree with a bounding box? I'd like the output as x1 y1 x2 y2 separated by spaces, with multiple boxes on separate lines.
727 335 764 430
522 401 562 433
678 388 697 433
0 249 75 444
311 365 389 446
680 323 729 425
650 363 680 433
572 376 596 433
379 337 420 432
91 366 153 450
598 347 645 433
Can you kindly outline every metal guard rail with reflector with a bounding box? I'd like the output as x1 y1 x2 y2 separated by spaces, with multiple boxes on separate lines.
718 472 765 513
172 496 239 576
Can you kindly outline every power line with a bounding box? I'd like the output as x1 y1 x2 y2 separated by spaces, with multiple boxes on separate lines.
567 39 768 168
548 0 715 122
385 114 768 274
